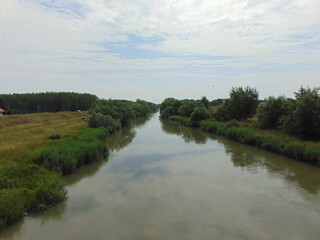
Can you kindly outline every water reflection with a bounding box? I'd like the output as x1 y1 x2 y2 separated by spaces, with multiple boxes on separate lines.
105 115 152 151
161 120 320 194
161 120 207 144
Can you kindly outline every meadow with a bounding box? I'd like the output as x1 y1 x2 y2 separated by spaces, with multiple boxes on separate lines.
0 111 89 168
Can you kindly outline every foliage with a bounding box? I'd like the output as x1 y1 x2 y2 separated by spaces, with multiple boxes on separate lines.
160 98 181 119
178 101 196 117
200 96 210 108
216 86 259 121
89 99 157 128
37 128 108 175
256 96 289 129
279 87 320 141
88 113 120 132
160 97 210 121
190 106 211 122
210 98 225 106
0 92 98 114
0 164 66 229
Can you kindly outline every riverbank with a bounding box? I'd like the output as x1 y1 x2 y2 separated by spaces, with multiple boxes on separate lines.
0 98 158 230
0 112 105 229
168 115 320 166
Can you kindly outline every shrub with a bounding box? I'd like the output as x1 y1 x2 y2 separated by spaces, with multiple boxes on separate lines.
225 119 240 128
88 113 120 132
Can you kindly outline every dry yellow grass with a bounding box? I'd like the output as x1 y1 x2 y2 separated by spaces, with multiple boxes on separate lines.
0 111 89 168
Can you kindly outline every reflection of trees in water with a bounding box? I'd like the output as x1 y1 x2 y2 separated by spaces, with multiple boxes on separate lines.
215 137 320 194
134 114 153 127
161 119 320 195
106 127 136 151
64 160 106 186
105 115 152 151
161 120 208 145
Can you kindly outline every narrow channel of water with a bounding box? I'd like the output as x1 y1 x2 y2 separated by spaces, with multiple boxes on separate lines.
1 113 320 240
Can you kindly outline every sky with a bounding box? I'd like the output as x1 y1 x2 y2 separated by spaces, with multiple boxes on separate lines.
0 0 319 103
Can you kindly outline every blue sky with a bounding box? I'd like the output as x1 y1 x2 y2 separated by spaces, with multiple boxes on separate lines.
0 0 319 102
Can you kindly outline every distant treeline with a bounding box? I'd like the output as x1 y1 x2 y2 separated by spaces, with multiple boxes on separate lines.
0 92 98 114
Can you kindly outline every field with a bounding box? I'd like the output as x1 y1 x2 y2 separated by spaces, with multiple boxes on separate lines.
0 111 89 168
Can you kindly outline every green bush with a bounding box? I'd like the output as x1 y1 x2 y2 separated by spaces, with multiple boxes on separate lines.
37 128 108 175
0 164 66 229
0 189 26 228
88 113 120 132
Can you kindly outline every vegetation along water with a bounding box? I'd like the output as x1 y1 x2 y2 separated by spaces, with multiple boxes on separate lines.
0 112 319 240
0 87 319 239
160 86 320 166
0 95 157 229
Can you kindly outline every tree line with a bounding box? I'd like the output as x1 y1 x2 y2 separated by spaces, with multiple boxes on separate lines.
160 86 320 141
0 92 98 114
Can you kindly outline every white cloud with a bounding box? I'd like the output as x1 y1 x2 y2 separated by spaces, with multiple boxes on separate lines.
0 0 319 100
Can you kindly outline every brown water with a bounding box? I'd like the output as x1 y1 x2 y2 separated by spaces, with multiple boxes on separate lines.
1 113 320 240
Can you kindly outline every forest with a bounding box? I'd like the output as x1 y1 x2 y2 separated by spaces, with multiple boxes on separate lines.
0 92 98 114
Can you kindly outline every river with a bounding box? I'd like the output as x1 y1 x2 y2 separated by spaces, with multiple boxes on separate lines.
1 113 320 240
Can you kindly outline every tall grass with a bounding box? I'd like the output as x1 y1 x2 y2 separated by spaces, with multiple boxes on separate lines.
37 127 109 175
0 164 66 229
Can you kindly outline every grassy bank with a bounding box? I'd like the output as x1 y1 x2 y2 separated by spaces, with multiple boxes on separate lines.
0 111 89 168
169 115 320 166
0 112 109 229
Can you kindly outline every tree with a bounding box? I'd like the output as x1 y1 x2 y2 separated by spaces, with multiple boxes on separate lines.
160 98 181 119
279 87 320 140
216 86 259 121
200 96 210 108
256 96 288 129
178 101 195 117
190 106 211 122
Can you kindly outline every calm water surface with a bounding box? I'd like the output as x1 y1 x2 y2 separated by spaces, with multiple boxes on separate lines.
1 113 320 240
